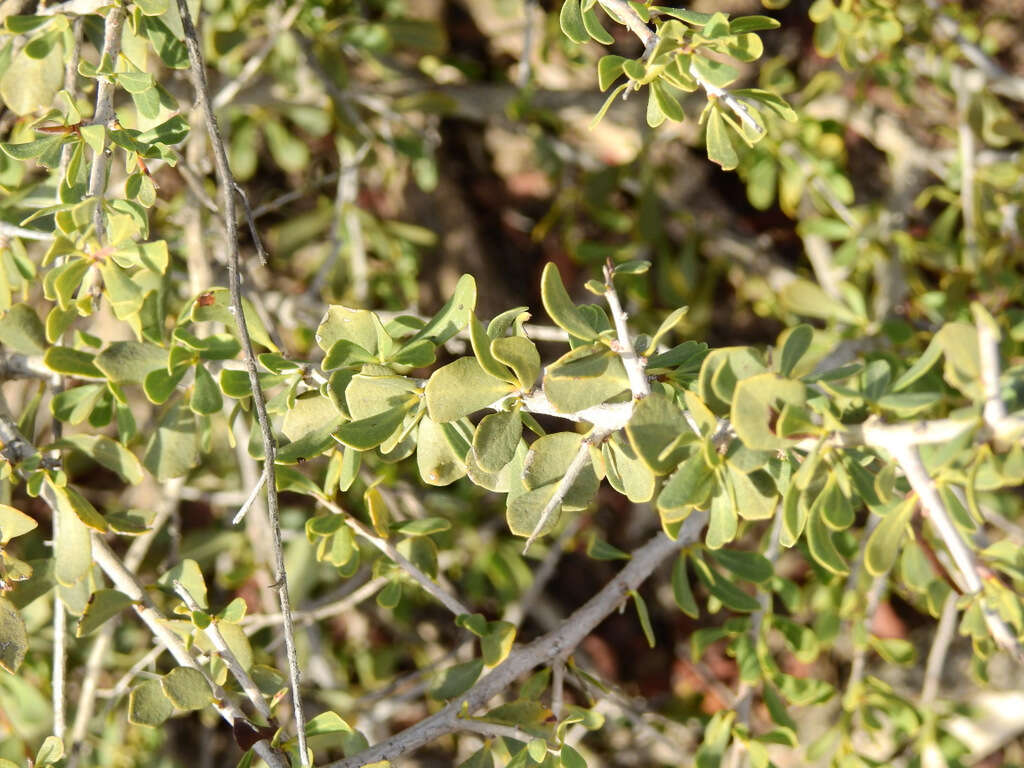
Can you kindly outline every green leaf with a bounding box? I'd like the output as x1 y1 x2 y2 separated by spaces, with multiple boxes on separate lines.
431 658 484 700
869 636 916 665
0 43 63 117
705 108 739 170
491 336 540 390
626 392 690 475
160 667 212 711
935 322 981 398
586 535 630 561
143 402 199 481
51 434 144 485
726 463 777 520
95 341 168 385
559 0 589 44
159 558 208 609
642 306 688 356
658 450 715 521
407 274 476 348
128 679 174 727
778 324 813 378
143 366 187 405
481 621 516 666
76 589 134 637
425 357 516 423
316 306 386 356
469 313 513 381
780 280 862 325
0 304 46 355
543 345 630 413
708 549 773 583
865 498 915 576
560 745 586 768
282 393 344 444
730 15 782 33
582 3 614 43
44 346 103 379
53 486 92 587
598 55 627 91
335 401 412 451
631 590 656 648
0 505 37 544
651 79 685 122
540 263 598 341
5 15 53 34
691 55 739 88
472 410 522 473
646 86 666 128
706 485 738 549
507 485 561 539
806 506 848 576
672 554 699 618
34 735 63 767
602 434 656 503
459 747 495 768
0 598 28 674
891 335 942 392
416 415 467 486
591 83 629 127
521 432 598 509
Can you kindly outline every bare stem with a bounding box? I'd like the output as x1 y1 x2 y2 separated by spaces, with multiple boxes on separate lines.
174 581 272 720
91 538 288 768
316 495 471 617
85 5 125 244
173 0 308 759
892 444 1024 663
523 432 603 554
921 591 959 706
603 261 650 399
321 511 708 768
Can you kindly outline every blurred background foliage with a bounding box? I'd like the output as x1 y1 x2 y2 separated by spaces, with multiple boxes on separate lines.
2 0 1024 766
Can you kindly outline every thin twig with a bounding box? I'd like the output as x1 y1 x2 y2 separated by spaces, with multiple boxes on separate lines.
52 537 67 741
921 591 959 706
603 260 650 399
68 481 182 768
232 465 268 525
321 511 708 768
892 444 1024 663
523 432 604 554
212 1 304 109
551 659 566 722
845 572 889 702
316 495 472 617
953 67 982 267
234 183 270 266
174 1 309 760
457 718 535 744
724 514 783 768
85 5 125 244
90 538 288 768
503 515 584 627
311 140 369 301
243 575 389 632
974 304 1008 429
0 221 56 241
174 581 272 720
517 0 538 89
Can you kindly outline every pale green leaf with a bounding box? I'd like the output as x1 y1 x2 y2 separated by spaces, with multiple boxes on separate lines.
161 667 212 711
425 357 516 423
128 679 173 727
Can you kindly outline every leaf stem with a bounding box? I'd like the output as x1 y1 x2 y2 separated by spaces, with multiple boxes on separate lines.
173 0 308 759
